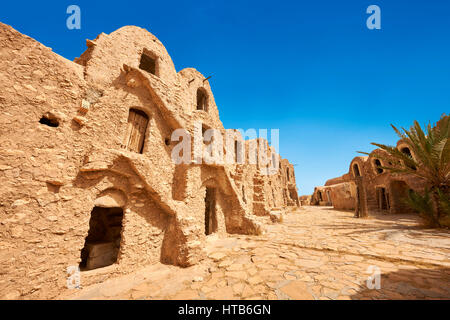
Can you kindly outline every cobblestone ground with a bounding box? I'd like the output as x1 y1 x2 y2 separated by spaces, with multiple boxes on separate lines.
67 206 450 300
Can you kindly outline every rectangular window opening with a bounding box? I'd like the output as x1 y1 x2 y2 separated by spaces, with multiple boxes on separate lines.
139 52 157 75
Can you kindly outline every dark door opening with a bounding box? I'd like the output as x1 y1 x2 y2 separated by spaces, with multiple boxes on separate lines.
79 207 124 271
318 191 323 202
204 188 217 235
376 187 388 211
353 164 361 177
355 186 361 217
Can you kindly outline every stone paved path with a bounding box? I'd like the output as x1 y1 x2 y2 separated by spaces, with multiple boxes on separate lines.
66 206 450 300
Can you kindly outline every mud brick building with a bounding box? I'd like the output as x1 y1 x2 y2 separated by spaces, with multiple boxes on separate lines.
308 116 449 215
0 23 299 299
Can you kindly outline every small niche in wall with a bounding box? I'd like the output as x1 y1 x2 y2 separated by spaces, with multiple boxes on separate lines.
46 182 61 193
139 51 157 76
374 159 384 174
39 113 59 127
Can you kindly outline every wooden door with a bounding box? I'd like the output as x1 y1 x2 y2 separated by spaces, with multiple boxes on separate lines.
123 109 149 153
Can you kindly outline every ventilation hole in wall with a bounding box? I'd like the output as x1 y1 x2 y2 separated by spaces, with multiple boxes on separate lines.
39 114 59 127
139 53 156 75
46 182 61 193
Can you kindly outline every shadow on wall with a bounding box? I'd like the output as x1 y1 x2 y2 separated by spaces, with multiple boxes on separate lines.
350 267 450 300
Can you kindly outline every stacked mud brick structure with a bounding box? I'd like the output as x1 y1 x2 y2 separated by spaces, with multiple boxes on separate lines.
0 23 299 299
309 116 449 215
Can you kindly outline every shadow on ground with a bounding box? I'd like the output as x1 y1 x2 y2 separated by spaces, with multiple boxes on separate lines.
350 267 450 300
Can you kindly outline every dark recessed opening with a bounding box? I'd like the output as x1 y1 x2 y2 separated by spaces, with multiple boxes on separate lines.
353 164 361 177
79 207 124 271
377 187 389 211
165 138 170 146
401 147 417 170
39 115 59 127
139 53 156 75
197 88 208 111
46 182 61 193
205 188 217 235
374 159 383 174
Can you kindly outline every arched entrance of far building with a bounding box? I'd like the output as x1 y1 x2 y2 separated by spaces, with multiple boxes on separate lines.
376 187 390 212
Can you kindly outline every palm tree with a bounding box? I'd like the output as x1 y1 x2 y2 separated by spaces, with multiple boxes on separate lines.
359 114 450 227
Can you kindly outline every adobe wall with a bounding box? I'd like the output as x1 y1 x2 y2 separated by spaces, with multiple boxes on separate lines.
328 182 356 210
348 150 425 215
298 195 311 206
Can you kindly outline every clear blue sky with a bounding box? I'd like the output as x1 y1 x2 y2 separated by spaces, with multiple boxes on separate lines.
1 0 449 194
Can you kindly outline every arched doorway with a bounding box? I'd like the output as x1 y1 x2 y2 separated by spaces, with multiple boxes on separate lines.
376 187 389 211
79 206 124 270
353 163 361 177
205 187 217 235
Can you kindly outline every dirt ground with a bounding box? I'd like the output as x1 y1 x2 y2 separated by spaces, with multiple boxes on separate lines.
64 206 450 300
